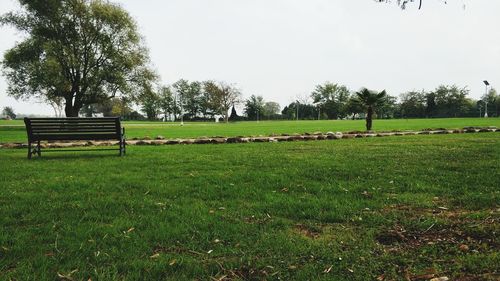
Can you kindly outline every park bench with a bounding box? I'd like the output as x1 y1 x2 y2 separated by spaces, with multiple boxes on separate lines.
24 117 125 159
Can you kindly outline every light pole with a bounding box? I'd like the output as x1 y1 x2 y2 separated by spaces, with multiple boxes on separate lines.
483 80 489 118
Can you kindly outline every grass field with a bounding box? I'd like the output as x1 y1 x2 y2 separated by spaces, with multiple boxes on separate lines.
1 117 499 143
1 133 499 280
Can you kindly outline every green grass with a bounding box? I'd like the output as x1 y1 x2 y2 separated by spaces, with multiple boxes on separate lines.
1 133 499 280
1 117 499 143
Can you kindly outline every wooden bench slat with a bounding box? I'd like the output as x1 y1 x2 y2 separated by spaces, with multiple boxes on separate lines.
31 134 120 141
28 117 119 121
31 126 118 131
29 121 118 123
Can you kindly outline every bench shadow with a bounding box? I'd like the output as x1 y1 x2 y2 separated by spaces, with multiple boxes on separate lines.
29 151 125 161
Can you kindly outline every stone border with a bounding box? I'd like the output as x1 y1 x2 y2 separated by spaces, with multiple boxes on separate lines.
0 127 498 149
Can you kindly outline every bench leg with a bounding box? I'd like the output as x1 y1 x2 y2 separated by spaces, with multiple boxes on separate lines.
37 140 41 157
119 139 125 156
27 142 32 159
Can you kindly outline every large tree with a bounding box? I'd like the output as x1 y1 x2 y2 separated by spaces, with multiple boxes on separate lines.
1 0 155 117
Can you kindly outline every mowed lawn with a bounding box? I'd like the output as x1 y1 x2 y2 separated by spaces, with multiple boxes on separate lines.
0 133 499 280
1 117 500 143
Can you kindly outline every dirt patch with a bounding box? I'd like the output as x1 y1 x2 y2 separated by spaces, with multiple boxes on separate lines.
376 206 499 251
294 224 322 239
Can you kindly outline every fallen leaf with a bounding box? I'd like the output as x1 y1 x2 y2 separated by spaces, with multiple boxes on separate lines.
150 253 160 259
323 265 333 273
459 244 469 252
57 269 78 280
169 259 177 266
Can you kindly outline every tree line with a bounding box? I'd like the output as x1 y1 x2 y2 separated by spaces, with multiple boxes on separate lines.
284 82 500 120
75 81 498 122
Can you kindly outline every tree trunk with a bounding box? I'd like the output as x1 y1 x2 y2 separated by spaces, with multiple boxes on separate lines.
64 104 80 117
64 95 82 117
366 106 373 131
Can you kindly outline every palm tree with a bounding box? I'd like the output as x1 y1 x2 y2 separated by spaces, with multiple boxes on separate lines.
355 88 387 131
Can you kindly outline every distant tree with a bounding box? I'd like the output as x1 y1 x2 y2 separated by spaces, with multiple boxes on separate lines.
124 111 145 121
185 82 202 119
282 101 317 120
81 104 98 117
311 83 351 119
228 105 241 121
433 85 471 117
158 86 177 121
400 91 426 118
203 81 241 123
345 96 364 119
139 85 161 121
484 88 498 117
262 101 281 119
244 95 265 120
1 0 155 117
355 88 387 131
425 92 437 117
2 106 16 119
172 79 203 121
377 95 398 119
84 98 131 117
111 98 132 117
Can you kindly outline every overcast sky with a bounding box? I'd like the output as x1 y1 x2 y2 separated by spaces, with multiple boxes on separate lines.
0 0 499 115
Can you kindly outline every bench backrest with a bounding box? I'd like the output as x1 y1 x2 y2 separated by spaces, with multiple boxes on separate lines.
24 117 123 141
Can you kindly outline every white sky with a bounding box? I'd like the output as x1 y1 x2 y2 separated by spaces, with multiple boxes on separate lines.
1 0 499 115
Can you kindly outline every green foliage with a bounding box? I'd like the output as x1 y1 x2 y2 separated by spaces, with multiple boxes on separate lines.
1 106 16 119
1 0 155 116
202 81 241 123
282 102 318 120
262 101 281 118
400 86 482 118
139 85 161 121
244 95 265 120
158 86 178 121
311 82 351 119
0 134 498 280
